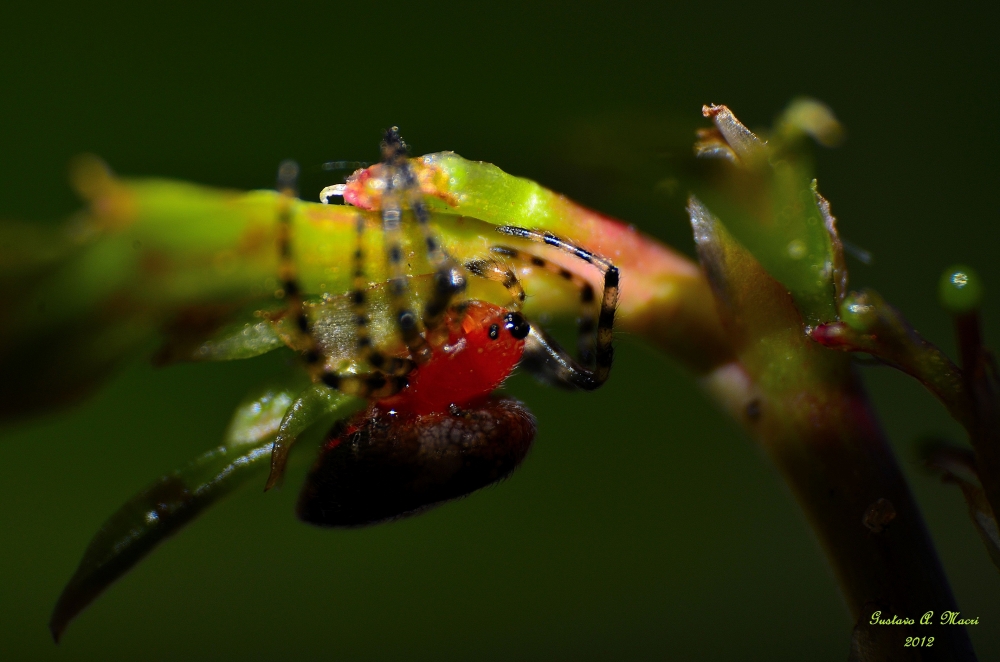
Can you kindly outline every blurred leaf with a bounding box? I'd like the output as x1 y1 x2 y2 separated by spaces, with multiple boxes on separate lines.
693 103 845 326
689 195 804 369
48 381 340 641
923 441 1000 573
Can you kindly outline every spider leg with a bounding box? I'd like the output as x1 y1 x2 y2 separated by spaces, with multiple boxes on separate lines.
380 128 466 359
464 257 527 310
492 227 620 390
275 160 313 366
275 160 407 396
349 211 415 377
488 245 597 365
269 161 412 487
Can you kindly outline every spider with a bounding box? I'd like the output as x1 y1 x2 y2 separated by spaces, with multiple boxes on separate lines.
296 298 536 527
49 128 620 639
267 127 621 524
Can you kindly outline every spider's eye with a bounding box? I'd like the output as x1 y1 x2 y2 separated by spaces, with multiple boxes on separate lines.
488 324 500 340
503 312 530 340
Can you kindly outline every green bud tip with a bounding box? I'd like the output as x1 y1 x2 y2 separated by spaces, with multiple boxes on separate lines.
939 265 984 314
840 292 878 332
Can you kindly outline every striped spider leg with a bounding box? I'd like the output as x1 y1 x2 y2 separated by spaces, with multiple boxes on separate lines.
274 160 409 400
486 227 620 391
374 127 468 361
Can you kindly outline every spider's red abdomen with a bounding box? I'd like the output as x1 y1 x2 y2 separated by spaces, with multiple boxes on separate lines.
377 300 526 417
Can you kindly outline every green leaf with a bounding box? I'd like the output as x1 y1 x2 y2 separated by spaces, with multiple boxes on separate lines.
49 381 356 642
689 195 808 377
693 103 846 327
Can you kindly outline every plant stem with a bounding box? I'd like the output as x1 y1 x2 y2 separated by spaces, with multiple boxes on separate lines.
701 362 977 660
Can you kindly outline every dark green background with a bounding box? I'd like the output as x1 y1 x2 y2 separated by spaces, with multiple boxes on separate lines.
1 3 997 659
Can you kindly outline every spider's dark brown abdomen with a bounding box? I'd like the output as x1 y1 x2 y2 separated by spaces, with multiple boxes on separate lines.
297 397 536 527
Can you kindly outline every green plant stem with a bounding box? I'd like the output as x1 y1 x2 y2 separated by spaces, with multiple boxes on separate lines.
702 363 975 660
685 198 976 660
